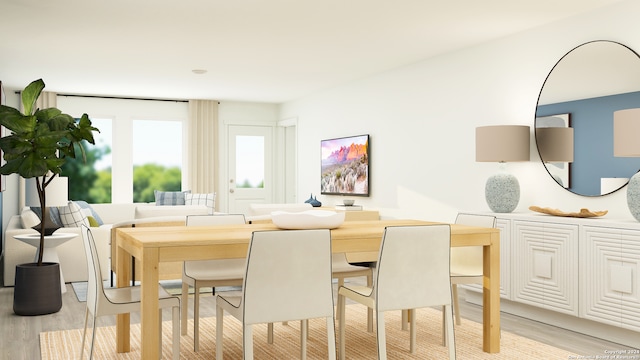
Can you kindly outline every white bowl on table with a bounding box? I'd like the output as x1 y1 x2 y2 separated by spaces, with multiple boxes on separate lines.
271 210 345 229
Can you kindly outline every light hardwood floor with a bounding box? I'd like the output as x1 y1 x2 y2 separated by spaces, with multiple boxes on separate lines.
0 278 635 359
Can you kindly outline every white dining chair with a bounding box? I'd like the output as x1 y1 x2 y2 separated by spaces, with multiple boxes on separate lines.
216 229 337 360
337 224 456 360
181 214 247 351
79 225 180 360
332 254 374 331
449 213 496 325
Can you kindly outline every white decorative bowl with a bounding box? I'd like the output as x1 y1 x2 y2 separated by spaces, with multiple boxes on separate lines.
342 199 355 206
271 210 345 229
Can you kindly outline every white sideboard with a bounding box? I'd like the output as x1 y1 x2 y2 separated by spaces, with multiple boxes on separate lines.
464 212 640 348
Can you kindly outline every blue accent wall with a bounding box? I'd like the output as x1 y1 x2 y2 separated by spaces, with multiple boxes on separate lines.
537 91 640 196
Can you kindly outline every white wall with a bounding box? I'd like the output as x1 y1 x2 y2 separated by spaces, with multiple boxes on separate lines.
280 0 640 222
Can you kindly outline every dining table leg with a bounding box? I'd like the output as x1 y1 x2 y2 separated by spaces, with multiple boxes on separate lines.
116 244 131 353
140 247 161 359
483 230 501 353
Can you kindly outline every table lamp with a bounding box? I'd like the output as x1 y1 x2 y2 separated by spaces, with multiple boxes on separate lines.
476 125 530 213
25 176 69 235
536 127 574 187
613 108 640 221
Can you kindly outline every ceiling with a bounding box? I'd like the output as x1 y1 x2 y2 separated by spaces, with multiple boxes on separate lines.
0 0 625 103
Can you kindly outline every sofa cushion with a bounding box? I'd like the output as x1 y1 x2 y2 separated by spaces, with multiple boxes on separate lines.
185 193 215 214
59 201 90 227
134 205 209 219
75 200 104 225
154 190 191 206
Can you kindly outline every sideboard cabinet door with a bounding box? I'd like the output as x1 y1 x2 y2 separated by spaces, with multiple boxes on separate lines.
582 226 640 332
513 220 579 316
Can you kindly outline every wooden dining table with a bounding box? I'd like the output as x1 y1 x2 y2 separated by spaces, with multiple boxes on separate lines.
114 219 501 358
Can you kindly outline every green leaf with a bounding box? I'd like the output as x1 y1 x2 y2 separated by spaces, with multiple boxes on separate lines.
21 79 45 116
0 107 36 134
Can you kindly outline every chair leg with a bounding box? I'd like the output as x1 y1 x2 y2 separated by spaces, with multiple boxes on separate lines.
338 294 346 360
366 274 374 333
80 308 89 359
326 316 337 360
401 309 409 331
444 304 456 360
300 319 307 360
172 305 180 360
194 285 201 351
244 323 254 359
181 282 189 336
89 314 98 360
376 311 387 360
216 306 224 360
452 284 461 325
409 308 416 354
267 323 274 344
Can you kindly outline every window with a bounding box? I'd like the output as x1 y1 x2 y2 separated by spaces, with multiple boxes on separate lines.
61 118 112 203
57 95 188 203
132 119 183 202
235 135 264 188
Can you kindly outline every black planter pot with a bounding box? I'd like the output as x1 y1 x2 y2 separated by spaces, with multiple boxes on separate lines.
13 262 62 316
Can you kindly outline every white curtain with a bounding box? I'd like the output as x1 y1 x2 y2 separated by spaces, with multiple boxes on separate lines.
18 91 58 209
187 100 219 200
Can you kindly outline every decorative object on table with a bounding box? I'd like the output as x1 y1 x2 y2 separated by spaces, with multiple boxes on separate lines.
529 206 608 218
25 176 68 235
535 121 574 188
614 108 640 221
342 199 355 206
476 125 530 213
304 193 322 207
271 209 345 229
0 79 99 315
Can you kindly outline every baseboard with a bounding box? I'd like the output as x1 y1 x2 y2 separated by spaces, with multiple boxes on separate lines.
465 290 640 349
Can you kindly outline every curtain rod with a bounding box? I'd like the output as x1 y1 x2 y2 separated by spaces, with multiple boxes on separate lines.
14 91 220 104
14 91 188 103
59 93 189 103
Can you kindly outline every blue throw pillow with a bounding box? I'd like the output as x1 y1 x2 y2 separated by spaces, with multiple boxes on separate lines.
154 190 191 206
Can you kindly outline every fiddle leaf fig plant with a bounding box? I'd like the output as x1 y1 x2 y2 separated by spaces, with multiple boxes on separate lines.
0 79 99 265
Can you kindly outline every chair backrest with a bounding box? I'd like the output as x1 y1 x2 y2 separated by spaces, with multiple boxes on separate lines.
375 224 451 311
186 214 246 226
455 213 496 228
242 229 334 325
452 214 497 270
81 224 105 316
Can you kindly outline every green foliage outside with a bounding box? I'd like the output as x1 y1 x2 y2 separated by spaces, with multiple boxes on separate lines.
62 144 182 203
133 163 182 202
61 140 109 202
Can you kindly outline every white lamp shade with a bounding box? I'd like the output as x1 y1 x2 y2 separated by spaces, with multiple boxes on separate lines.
25 176 69 208
536 127 574 162
614 108 640 157
476 125 530 162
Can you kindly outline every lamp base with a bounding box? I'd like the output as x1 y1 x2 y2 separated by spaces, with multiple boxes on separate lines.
626 172 640 221
485 173 520 213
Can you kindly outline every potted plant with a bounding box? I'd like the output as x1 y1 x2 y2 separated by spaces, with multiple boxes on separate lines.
0 79 98 315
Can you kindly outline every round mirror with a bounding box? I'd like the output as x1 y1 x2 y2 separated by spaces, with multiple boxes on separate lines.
535 40 640 196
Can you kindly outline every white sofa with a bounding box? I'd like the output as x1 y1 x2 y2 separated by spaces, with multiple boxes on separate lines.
3 202 209 286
